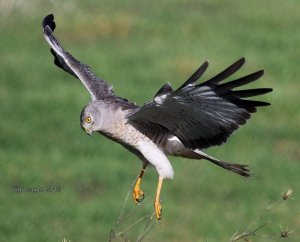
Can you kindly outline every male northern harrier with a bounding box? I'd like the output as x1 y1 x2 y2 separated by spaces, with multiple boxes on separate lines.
42 14 272 219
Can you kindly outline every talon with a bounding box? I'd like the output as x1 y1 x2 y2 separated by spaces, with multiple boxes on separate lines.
133 178 145 205
133 189 145 205
154 202 162 220
136 193 145 205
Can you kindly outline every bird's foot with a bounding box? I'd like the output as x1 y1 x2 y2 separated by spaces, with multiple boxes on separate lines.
154 202 162 220
133 178 145 205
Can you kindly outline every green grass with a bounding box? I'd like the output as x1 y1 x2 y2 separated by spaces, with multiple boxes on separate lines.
1 0 299 241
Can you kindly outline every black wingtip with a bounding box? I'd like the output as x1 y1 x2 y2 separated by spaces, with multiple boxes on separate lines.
205 57 246 85
230 57 246 71
234 57 246 69
218 69 265 90
42 14 56 31
203 60 209 66
232 87 273 98
178 60 209 90
253 70 265 80
262 87 273 94
239 57 246 64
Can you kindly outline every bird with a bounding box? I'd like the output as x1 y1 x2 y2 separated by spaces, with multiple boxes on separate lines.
42 14 272 220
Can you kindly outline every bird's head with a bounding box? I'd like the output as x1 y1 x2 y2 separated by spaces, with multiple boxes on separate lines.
80 102 102 136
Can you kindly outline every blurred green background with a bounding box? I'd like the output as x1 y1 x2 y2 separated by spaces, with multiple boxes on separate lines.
0 0 299 241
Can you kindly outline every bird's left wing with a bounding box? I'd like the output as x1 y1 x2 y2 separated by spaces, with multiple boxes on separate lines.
127 58 272 150
42 14 114 100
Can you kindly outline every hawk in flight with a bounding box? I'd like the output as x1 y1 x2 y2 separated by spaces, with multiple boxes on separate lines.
42 14 272 219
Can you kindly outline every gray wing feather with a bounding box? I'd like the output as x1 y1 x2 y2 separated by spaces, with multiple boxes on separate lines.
127 58 272 149
42 14 114 100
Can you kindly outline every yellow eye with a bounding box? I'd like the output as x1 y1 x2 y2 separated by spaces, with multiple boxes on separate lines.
85 117 91 123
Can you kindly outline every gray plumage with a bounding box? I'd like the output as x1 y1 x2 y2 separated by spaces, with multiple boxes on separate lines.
42 14 272 181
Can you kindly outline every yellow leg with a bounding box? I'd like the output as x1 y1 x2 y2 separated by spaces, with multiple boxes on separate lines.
133 164 147 205
154 177 163 220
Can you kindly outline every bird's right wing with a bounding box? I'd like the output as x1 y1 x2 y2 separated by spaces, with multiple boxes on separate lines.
42 14 114 100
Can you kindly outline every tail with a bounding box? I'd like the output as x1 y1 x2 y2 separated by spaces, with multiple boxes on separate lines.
194 149 251 177
164 136 251 177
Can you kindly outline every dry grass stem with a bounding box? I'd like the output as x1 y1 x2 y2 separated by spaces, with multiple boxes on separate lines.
230 188 294 241
109 177 156 242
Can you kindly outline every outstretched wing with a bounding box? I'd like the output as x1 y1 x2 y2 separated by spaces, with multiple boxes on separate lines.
42 14 114 100
127 58 272 149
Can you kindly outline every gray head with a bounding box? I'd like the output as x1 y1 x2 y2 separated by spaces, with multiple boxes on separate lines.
80 102 103 136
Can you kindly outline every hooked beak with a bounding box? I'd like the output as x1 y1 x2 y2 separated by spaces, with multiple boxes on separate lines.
84 127 93 136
